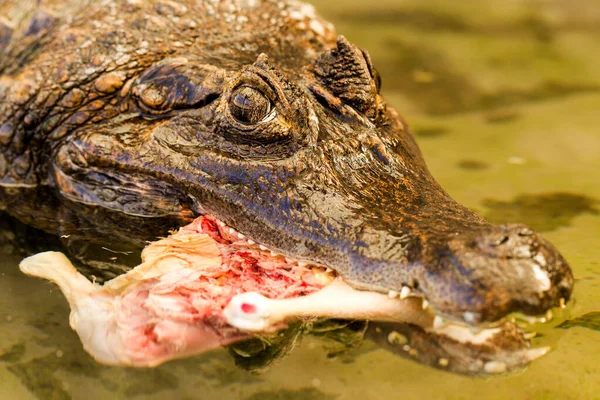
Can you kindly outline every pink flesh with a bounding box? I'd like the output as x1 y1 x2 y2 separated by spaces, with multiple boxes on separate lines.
20 216 328 366
116 217 326 364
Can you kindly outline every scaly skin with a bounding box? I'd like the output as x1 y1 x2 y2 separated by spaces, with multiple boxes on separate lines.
0 0 572 326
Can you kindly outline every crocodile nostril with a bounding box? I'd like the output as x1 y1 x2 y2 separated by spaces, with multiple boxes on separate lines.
518 227 534 237
492 235 510 246
557 275 573 299
473 224 542 257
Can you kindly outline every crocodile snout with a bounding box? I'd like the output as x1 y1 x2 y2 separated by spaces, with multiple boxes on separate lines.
424 223 573 325
474 224 573 299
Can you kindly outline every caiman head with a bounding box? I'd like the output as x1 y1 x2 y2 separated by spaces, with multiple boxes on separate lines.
48 27 572 328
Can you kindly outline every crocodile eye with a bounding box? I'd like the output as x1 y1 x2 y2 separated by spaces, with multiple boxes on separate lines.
229 85 272 125
134 84 168 111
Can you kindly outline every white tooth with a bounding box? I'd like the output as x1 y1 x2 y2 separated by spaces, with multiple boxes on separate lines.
270 251 279 257
559 298 566 309
387 331 407 346
298 261 308 267
524 346 550 361
325 267 333 273
217 221 225 227
433 316 445 329
438 358 449 367
248 240 256 245
388 290 399 299
483 361 507 374
399 286 411 299
228 228 235 235
259 245 267 251
422 300 429 310
463 312 475 324
237 233 245 239
523 331 537 340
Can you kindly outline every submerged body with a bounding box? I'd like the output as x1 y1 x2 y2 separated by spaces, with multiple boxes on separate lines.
1 0 573 372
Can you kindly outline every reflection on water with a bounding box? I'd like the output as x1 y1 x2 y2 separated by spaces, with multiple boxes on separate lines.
2 0 600 398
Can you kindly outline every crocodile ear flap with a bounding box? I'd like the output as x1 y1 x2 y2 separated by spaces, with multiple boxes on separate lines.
313 36 381 118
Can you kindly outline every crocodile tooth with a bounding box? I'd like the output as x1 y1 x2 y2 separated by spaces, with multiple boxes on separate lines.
483 361 507 374
524 346 550 361
247 240 255 245
298 261 308 267
523 331 537 340
228 228 236 235
237 233 245 239
463 312 475 324
388 290 399 299
217 221 225 227
259 245 267 251
422 300 429 310
270 250 279 257
433 315 446 329
399 286 411 299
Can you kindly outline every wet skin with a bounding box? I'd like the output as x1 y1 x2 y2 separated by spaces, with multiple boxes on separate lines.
0 0 572 326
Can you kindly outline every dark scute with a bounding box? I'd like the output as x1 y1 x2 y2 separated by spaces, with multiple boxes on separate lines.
24 10 57 37
313 35 379 118
0 21 12 48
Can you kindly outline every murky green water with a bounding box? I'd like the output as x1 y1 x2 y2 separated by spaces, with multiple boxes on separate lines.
2 0 600 399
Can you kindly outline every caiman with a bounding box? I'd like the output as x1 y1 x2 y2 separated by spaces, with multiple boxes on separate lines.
0 0 573 374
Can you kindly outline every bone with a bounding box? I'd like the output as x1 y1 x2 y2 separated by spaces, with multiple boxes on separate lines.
20 251 100 304
20 252 129 365
19 250 245 367
223 278 434 332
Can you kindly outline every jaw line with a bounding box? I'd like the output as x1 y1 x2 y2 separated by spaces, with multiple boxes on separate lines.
214 215 556 340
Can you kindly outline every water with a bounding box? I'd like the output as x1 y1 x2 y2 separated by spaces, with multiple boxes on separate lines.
1 0 600 398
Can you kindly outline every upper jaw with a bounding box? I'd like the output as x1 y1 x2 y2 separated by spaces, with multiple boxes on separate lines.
216 216 563 375
216 214 573 330
434 225 574 326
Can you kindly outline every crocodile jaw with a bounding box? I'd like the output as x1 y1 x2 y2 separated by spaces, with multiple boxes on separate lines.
20 215 549 372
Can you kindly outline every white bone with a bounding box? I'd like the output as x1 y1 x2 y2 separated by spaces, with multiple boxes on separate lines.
20 252 128 366
223 278 433 332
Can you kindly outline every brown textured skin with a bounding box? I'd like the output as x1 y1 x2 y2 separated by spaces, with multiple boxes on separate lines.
0 0 572 326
